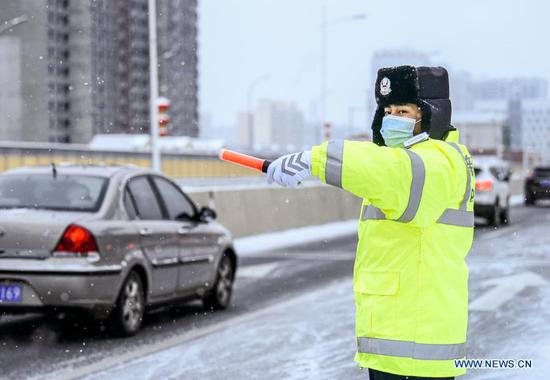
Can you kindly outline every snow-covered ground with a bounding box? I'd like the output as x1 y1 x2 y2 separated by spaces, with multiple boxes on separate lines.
80 279 360 380
465 209 550 379
37 207 549 380
234 219 357 256
75 217 550 380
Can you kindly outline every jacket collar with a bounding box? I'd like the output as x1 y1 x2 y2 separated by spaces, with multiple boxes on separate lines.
445 130 460 143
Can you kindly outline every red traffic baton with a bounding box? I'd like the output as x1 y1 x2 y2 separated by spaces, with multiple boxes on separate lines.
218 149 272 173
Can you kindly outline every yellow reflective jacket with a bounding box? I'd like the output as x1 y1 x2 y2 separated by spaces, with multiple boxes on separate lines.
311 131 474 378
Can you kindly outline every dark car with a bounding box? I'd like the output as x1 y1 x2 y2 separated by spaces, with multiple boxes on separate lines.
525 167 550 205
0 164 237 336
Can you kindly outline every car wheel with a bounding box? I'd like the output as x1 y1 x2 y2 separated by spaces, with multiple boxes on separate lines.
111 271 145 336
525 193 535 206
487 200 501 226
500 198 510 225
203 254 235 311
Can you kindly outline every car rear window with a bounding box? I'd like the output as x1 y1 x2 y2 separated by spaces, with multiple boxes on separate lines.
0 174 108 212
534 168 550 177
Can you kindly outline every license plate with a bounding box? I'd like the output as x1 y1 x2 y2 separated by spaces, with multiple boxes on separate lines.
0 284 23 303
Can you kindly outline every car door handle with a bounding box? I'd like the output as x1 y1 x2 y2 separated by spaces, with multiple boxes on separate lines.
139 228 153 236
177 226 191 235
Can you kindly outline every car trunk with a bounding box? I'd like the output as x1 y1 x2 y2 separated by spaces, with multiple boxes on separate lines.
0 209 92 259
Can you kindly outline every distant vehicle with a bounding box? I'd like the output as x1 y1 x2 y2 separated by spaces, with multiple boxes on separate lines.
473 156 512 226
525 166 550 205
0 165 237 336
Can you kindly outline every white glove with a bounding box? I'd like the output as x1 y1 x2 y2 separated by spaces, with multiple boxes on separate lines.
266 151 312 188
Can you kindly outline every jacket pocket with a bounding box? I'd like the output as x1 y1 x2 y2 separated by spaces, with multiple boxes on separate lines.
354 271 400 338
354 271 400 295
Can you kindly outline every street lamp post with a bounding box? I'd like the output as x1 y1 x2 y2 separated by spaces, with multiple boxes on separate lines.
320 4 327 142
148 0 161 172
320 7 366 142
246 74 270 149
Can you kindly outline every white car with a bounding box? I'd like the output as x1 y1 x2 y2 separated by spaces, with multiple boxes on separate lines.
473 156 512 226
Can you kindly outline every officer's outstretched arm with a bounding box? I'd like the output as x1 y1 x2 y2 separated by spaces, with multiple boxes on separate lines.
311 140 413 220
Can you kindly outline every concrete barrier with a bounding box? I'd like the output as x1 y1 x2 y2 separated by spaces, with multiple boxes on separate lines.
186 183 362 238
185 176 525 239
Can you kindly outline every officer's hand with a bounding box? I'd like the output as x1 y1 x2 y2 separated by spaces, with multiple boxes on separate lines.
266 151 312 188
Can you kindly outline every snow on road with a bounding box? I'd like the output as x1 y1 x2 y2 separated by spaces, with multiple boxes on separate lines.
234 219 357 256
42 209 550 380
79 279 361 380
466 210 550 379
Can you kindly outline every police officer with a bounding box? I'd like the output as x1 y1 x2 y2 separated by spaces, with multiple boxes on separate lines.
267 66 474 379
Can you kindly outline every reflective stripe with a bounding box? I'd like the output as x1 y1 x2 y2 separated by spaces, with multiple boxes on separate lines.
361 205 369 220
360 143 473 227
396 150 425 223
361 205 385 221
436 142 474 227
360 149 425 223
325 140 344 188
357 337 466 360
437 209 474 227
447 142 471 211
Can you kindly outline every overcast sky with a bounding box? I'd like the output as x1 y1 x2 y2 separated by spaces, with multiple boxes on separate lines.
198 0 550 131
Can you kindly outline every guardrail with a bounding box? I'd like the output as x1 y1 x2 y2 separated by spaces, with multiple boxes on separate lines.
0 141 263 178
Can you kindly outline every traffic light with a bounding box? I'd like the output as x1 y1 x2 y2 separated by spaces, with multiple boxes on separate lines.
157 97 171 136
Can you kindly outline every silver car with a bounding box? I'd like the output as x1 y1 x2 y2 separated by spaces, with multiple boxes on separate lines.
0 164 237 335
473 156 512 226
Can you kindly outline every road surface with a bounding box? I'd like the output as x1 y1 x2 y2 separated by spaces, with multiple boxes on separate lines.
1 204 549 379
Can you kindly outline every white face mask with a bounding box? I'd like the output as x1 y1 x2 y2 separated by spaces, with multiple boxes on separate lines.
380 115 421 148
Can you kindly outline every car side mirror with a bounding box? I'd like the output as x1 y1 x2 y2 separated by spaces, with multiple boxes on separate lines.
175 211 195 221
198 206 217 222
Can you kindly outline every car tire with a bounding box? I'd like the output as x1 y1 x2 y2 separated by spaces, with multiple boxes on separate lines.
487 200 501 226
203 254 235 311
500 198 510 225
110 271 145 336
525 193 535 206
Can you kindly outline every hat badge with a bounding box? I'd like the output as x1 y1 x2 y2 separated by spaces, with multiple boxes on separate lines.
380 77 392 96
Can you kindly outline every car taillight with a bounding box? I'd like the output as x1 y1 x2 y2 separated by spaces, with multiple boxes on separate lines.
475 179 493 191
54 224 98 254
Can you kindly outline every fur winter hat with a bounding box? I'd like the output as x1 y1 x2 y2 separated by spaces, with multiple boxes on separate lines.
371 65 455 146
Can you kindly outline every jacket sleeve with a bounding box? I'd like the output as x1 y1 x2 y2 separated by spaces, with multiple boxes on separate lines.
311 140 413 220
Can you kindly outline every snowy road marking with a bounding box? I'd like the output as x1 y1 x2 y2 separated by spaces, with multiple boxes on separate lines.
237 262 280 278
470 271 548 312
